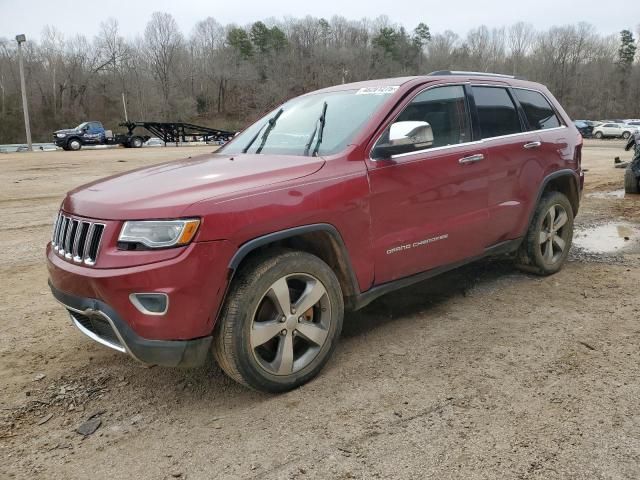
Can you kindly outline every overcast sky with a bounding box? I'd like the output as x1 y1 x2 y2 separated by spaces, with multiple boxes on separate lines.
1 0 638 41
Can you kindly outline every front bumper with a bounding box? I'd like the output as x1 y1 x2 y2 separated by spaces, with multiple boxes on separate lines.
47 236 236 366
50 281 212 367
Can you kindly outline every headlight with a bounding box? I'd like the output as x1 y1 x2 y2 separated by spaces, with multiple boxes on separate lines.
56 133 66 138
118 219 200 249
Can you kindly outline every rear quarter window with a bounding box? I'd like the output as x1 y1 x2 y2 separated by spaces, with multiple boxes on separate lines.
513 89 561 131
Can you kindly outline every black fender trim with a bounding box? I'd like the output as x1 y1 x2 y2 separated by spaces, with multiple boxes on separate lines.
227 223 362 308
528 169 580 223
229 223 354 271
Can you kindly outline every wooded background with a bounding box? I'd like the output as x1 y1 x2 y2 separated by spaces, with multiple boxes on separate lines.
0 14 638 143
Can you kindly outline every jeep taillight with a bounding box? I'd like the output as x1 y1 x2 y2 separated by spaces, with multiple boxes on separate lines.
574 145 582 168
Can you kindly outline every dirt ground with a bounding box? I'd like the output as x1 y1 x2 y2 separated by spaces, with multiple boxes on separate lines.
1 140 639 479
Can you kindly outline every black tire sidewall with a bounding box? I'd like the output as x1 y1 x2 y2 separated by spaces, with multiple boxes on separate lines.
625 166 640 194
223 251 343 392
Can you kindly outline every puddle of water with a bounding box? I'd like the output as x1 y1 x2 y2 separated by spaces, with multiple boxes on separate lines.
586 189 626 199
573 222 640 253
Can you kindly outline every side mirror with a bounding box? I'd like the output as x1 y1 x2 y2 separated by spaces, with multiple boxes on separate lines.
372 121 434 159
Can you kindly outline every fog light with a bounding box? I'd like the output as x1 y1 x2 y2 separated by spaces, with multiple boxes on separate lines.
129 293 169 315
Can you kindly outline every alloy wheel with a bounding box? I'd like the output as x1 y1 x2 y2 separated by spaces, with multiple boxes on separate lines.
538 204 569 265
250 273 331 376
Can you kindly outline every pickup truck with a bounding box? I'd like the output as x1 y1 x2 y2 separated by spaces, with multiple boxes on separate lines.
53 121 149 151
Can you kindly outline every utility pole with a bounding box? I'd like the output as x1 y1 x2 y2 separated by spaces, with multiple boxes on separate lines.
122 92 128 122
16 34 32 151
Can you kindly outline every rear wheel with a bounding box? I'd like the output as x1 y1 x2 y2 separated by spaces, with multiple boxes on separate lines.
67 138 81 151
516 191 574 275
130 136 143 148
622 131 631 140
625 165 640 194
213 250 344 392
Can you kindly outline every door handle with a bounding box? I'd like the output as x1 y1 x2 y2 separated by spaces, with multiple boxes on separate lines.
458 153 484 165
523 141 542 149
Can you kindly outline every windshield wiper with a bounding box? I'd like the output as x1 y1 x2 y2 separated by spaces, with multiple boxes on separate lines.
304 102 328 157
242 108 284 154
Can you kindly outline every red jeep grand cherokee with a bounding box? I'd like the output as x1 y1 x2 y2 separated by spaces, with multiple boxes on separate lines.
48 71 584 392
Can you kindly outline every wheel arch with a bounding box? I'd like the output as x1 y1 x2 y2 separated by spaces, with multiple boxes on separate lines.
227 224 361 308
534 169 580 219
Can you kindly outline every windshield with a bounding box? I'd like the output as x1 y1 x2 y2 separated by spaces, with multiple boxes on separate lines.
220 88 396 157
76 122 88 130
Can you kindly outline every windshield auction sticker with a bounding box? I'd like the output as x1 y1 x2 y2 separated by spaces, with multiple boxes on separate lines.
356 86 399 95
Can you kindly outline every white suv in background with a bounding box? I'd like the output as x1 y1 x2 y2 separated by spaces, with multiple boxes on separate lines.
592 122 640 139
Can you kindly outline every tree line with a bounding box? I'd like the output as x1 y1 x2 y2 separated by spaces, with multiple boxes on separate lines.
0 14 638 144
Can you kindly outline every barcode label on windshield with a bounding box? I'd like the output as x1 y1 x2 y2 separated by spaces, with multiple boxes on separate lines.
356 86 399 95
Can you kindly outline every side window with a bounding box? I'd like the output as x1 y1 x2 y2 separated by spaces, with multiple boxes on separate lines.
513 89 561 131
372 85 471 159
472 86 521 139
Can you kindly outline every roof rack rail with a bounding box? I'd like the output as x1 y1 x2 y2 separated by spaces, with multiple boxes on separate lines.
427 70 526 80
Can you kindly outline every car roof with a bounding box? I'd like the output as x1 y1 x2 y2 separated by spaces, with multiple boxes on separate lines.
312 73 548 95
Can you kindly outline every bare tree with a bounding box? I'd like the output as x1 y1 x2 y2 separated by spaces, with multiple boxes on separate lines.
508 22 534 74
144 12 184 116
0 14 638 144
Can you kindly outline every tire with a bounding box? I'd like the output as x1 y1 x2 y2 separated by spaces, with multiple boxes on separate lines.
594 131 603 139
67 138 81 151
625 165 640 194
622 131 631 140
516 191 574 276
213 249 344 392
130 136 143 148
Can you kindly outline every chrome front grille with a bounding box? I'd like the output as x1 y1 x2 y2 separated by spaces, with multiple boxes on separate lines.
51 213 105 266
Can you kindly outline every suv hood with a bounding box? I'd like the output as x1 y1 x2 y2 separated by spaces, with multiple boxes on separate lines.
63 153 325 220
54 128 81 135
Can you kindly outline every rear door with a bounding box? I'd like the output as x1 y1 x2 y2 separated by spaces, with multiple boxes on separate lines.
470 85 542 246
511 87 571 230
366 84 489 284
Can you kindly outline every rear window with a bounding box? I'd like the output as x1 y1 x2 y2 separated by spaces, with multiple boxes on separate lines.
513 89 561 131
472 86 521 139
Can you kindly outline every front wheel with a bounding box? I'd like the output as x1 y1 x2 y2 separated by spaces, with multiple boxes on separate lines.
213 250 344 392
516 191 574 275
67 138 81 151
594 131 603 139
622 131 631 140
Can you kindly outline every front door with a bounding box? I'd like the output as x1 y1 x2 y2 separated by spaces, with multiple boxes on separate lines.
366 84 489 284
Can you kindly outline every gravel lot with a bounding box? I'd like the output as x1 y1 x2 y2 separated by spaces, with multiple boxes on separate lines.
1 140 639 479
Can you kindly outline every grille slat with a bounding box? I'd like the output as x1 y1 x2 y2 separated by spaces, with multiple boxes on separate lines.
73 222 90 262
65 220 78 259
52 214 62 245
50 212 105 266
58 217 69 253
